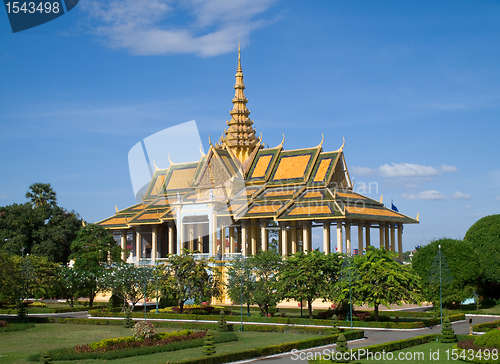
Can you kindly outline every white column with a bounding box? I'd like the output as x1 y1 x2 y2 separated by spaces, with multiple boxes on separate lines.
337 221 343 253
281 222 288 256
229 226 235 254
358 224 363 256
398 224 403 262
168 224 174 255
365 224 371 248
303 222 310 254
152 225 157 262
345 223 351 255
211 214 218 256
121 230 127 261
323 221 331 254
390 224 396 252
136 231 142 261
291 222 297 254
241 221 247 256
379 224 385 249
385 223 390 250
261 221 268 252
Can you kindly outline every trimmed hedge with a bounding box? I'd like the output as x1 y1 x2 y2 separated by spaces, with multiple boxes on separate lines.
58 317 351 335
88 310 464 329
171 330 364 364
473 319 500 332
41 331 237 361
0 322 35 333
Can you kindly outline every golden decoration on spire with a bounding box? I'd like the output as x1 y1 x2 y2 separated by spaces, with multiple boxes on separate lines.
217 40 261 165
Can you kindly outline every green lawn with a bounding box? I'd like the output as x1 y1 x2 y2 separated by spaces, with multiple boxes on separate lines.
0 323 318 364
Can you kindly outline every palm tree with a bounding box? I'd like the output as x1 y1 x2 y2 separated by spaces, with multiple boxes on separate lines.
26 183 57 207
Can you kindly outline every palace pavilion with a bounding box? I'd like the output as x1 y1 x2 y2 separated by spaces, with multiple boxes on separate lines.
97 46 418 265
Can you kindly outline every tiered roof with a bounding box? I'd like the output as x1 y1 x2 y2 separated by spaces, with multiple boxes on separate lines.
97 47 418 230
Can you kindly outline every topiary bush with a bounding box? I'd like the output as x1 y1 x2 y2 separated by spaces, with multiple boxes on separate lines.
202 332 216 356
334 333 350 363
123 310 133 328
133 321 155 339
440 317 457 343
218 310 229 332
331 314 341 335
474 327 500 348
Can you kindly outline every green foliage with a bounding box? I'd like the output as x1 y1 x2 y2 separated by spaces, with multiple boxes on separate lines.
123 310 133 328
0 322 35 332
39 350 53 363
474 328 500 348
0 183 82 264
331 314 341 334
441 317 457 343
334 333 349 363
132 320 155 339
412 238 479 307
159 250 222 314
175 331 364 364
225 255 253 309
473 319 500 332
69 223 122 307
0 250 21 303
202 332 216 356
247 249 282 316
336 247 423 321
109 263 156 312
464 214 500 299
277 251 342 319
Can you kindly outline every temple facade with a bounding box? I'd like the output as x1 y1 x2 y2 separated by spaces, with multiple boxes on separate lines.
97 46 418 265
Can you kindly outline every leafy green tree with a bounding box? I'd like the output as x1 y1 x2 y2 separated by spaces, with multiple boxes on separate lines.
69 224 122 307
247 249 282 316
110 263 156 312
277 251 342 319
58 265 85 307
337 247 423 321
225 255 254 314
159 250 221 313
1 184 82 263
412 238 479 307
25 183 57 207
0 251 22 304
464 214 500 299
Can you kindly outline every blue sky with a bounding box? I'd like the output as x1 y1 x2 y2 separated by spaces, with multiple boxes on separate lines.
1 1 499 252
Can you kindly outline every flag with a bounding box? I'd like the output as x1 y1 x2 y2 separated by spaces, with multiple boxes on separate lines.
391 199 399 212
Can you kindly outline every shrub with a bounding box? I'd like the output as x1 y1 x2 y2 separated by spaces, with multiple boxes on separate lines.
331 315 341 335
29 301 46 308
474 328 500 348
334 334 349 363
133 321 155 339
202 332 216 356
123 310 133 328
40 350 52 363
0 320 7 327
441 317 457 343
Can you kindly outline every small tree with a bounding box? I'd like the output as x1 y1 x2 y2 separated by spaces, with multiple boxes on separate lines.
441 317 457 343
202 332 216 356
159 250 221 314
110 263 155 313
334 333 349 363
225 255 253 315
277 251 342 319
247 250 282 317
331 314 341 334
336 247 423 321
69 224 122 307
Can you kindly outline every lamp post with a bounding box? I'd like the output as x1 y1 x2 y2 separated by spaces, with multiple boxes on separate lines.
439 245 443 328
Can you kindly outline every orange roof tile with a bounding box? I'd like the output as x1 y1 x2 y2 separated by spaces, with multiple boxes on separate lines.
166 168 196 190
273 155 311 180
313 158 332 182
251 155 273 178
288 205 332 216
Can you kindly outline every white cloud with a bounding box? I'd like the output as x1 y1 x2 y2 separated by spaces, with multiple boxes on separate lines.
81 0 277 56
379 163 440 178
403 190 471 201
451 191 471 200
495 196 500 201
403 190 446 200
441 164 458 172
351 166 375 176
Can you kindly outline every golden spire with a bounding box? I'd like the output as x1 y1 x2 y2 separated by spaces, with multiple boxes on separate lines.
217 40 261 165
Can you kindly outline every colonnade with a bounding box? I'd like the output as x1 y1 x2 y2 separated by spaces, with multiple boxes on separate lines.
118 219 404 263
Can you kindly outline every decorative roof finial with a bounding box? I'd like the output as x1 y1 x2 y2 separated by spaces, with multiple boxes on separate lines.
238 38 242 72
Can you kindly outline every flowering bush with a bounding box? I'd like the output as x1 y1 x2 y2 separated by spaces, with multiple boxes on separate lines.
133 321 155 340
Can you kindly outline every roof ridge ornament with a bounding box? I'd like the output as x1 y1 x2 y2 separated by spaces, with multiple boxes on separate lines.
275 133 285 149
153 158 160 171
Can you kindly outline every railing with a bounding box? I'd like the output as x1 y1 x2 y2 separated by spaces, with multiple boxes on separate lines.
131 253 244 266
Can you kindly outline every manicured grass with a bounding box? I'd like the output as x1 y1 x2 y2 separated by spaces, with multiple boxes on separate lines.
0 323 177 364
357 341 469 364
0 323 318 364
